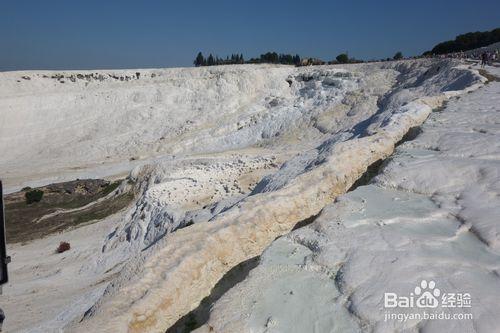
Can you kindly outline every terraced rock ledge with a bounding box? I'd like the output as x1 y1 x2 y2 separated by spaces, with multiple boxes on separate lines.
0 60 487 332
71 61 484 332
196 67 500 333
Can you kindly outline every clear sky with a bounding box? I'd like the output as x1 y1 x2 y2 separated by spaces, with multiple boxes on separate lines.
1 0 499 71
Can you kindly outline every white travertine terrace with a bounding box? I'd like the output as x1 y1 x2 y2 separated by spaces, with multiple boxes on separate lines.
0 60 487 332
197 67 500 333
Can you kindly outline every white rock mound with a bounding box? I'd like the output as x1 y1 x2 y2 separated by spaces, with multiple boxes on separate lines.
0 60 485 333
198 67 500 333
71 60 484 332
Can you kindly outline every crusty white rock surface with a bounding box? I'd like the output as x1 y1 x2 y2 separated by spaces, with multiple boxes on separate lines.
71 61 484 333
198 67 500 333
0 64 385 193
0 60 485 332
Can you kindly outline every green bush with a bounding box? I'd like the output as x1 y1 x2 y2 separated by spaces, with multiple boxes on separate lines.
393 51 403 60
336 53 349 64
25 189 44 204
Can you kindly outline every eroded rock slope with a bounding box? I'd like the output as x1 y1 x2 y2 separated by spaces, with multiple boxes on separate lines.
0 60 485 332
198 67 500 333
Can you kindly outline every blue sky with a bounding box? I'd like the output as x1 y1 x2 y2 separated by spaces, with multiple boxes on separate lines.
1 0 499 70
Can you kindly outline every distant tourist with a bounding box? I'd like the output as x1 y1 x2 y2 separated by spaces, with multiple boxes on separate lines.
481 52 488 67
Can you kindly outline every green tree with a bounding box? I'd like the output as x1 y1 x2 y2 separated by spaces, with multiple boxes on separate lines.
207 54 215 66
393 51 403 60
336 53 349 63
426 27 500 55
293 54 301 66
194 52 205 67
